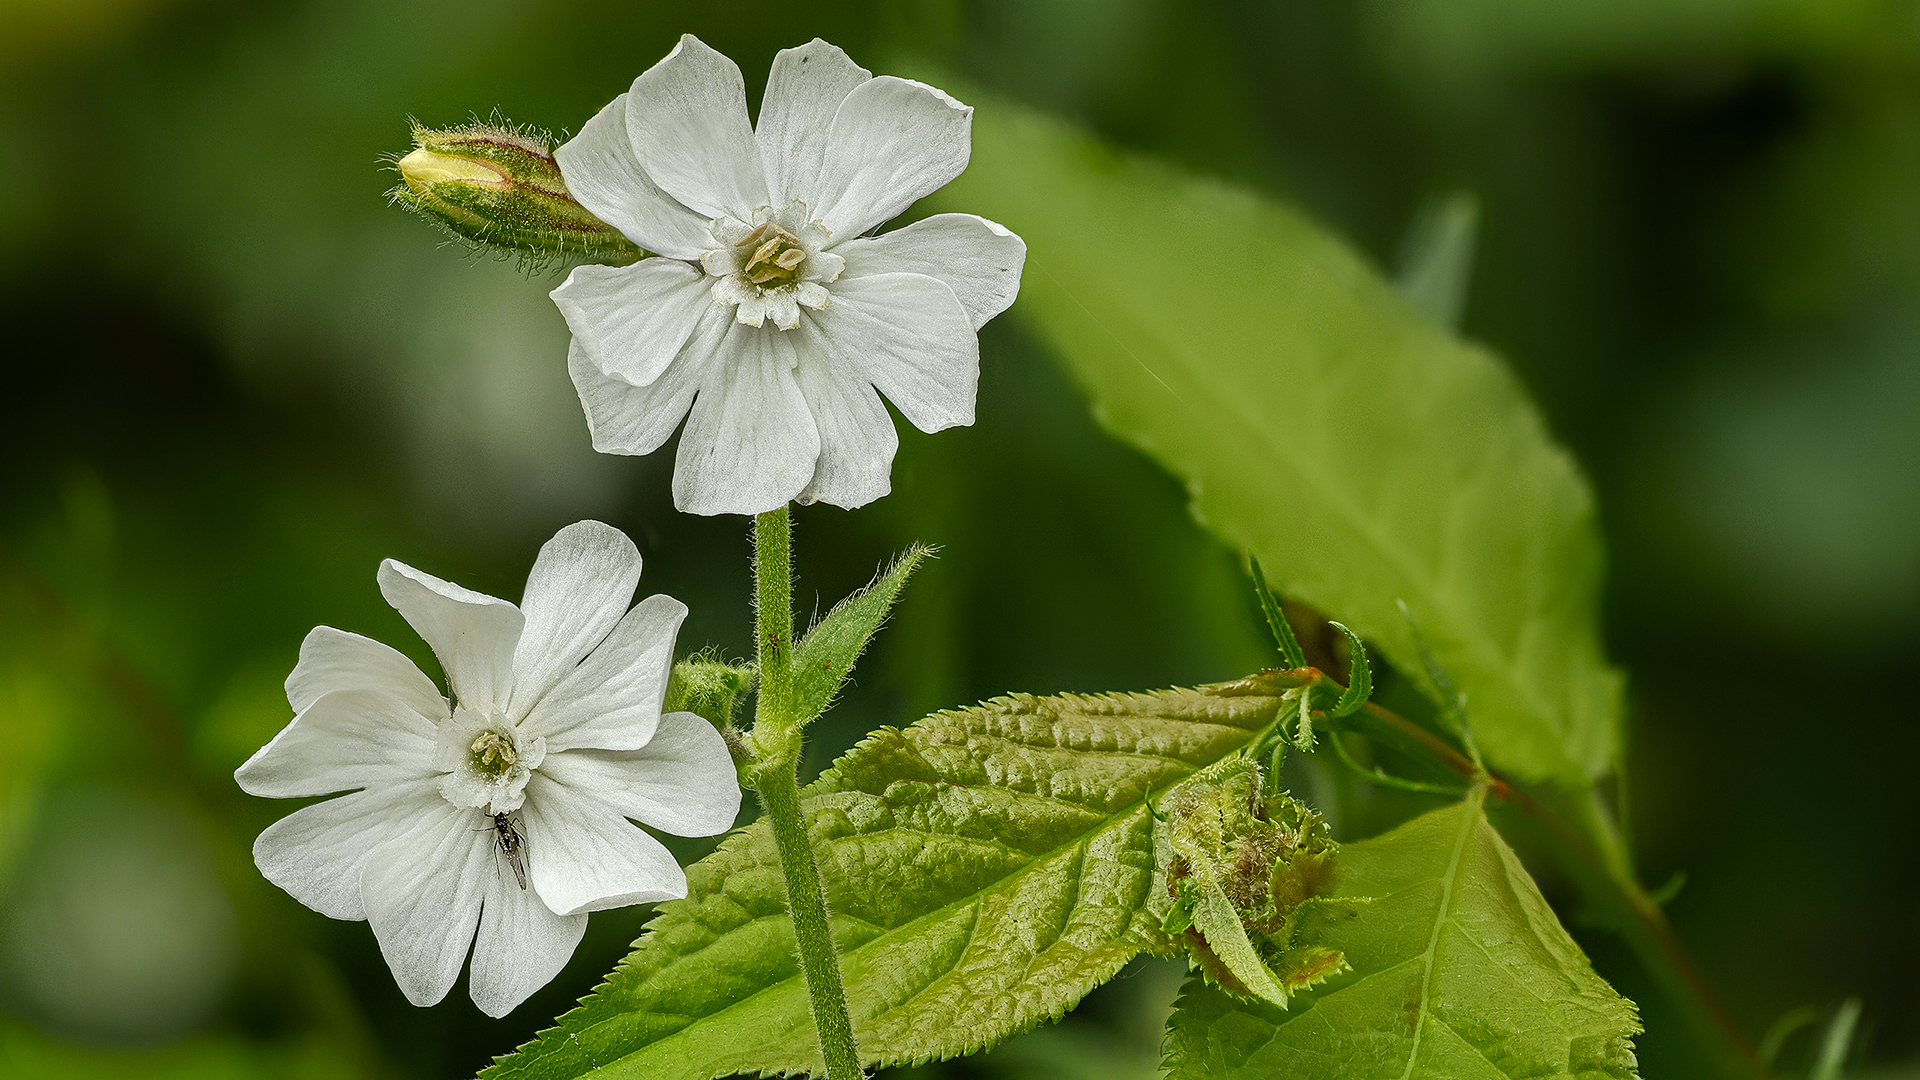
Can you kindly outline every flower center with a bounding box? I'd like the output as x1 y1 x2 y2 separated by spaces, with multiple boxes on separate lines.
702 201 845 330
736 222 808 289
468 729 517 778
435 707 545 815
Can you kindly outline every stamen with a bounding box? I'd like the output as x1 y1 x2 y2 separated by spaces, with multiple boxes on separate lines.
469 730 517 778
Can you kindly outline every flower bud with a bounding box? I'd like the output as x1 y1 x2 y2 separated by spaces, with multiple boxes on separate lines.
1159 758 1362 1008
665 650 756 733
389 122 643 265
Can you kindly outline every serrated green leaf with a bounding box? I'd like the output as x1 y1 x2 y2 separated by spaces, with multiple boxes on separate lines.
1249 558 1307 669
931 104 1623 786
1189 883 1293 1009
483 685 1285 1080
1163 793 1641 1080
1328 621 1371 718
789 544 930 725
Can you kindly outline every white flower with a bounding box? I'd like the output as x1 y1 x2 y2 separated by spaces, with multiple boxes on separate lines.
235 520 740 1017
551 35 1027 516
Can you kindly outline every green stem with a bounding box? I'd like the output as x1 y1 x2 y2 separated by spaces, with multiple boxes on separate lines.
754 507 795 727
750 507 864 1080
756 761 862 1080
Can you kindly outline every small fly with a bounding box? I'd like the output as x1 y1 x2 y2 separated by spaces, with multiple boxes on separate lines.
490 812 529 890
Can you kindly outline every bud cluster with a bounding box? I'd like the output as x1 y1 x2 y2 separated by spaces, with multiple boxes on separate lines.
1159 759 1364 1008
390 121 644 266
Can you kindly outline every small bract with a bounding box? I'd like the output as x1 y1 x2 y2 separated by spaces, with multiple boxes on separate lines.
552 35 1027 515
235 520 740 1017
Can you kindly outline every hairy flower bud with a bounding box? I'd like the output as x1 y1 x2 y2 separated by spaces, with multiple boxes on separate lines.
1158 758 1364 1008
665 650 756 733
390 122 644 265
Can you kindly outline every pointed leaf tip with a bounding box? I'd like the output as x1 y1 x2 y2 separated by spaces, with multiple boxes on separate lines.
790 544 932 724
1328 621 1371 717
1250 558 1306 670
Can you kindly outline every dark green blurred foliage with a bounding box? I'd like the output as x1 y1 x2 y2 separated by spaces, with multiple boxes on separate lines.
0 0 1915 1078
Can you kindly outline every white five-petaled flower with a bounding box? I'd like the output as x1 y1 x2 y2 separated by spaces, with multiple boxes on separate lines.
235 520 740 1017
552 35 1027 516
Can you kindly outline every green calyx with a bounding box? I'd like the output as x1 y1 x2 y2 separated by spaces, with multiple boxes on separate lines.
666 650 759 777
667 650 756 730
389 120 645 267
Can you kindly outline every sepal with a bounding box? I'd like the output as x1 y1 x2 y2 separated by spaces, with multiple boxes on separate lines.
1249 558 1306 669
390 120 645 266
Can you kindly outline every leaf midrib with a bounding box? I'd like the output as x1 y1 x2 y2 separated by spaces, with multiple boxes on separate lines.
1398 788 1487 1080
570 712 1276 1075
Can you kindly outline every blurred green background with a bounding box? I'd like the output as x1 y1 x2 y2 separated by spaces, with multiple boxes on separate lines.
1 0 1916 1077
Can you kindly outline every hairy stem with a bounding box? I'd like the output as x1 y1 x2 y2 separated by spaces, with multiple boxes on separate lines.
751 507 863 1080
755 760 862 1079
754 507 795 729
1360 701 1767 1080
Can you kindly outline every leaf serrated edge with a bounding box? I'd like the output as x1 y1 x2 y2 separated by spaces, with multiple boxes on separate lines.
486 685 1286 1079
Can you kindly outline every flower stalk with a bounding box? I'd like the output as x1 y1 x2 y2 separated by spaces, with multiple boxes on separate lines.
747 507 864 1080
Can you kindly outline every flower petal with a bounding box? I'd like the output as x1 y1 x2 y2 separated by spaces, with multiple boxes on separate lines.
251 779 440 921
361 800 492 1008
793 350 897 509
568 304 732 457
537 711 742 838
520 774 687 916
553 91 713 260
467 864 587 1018
802 271 978 433
755 39 872 207
813 76 972 240
835 213 1026 330
624 34 769 220
235 688 440 799
284 625 448 720
551 259 712 389
523 593 686 753
507 521 643 722
672 321 819 516
378 559 524 714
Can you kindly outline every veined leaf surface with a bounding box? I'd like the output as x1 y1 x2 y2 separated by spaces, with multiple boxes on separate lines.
931 104 1623 786
482 686 1282 1080
1164 793 1641 1079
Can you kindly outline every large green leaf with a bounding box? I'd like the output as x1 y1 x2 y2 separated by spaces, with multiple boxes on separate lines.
482 686 1284 1080
1163 793 1641 1079
931 105 1623 785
